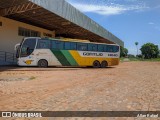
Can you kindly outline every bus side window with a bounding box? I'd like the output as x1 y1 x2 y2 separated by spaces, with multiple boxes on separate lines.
64 42 71 50
106 45 113 52
98 45 105 52
51 41 56 49
70 42 77 50
37 39 50 49
106 45 109 52
88 44 97 51
64 42 77 50
52 41 64 49
114 46 119 52
77 43 87 51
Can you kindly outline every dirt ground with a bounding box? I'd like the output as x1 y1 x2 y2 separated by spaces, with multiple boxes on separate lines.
0 62 160 120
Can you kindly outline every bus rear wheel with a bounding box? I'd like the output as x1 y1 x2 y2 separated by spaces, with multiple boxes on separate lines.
93 60 101 68
101 61 108 68
38 59 48 68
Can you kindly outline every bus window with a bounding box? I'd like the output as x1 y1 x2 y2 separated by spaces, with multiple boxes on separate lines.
51 41 64 49
64 42 71 50
114 46 119 52
64 42 77 50
88 44 97 51
77 43 87 51
106 45 114 52
37 39 50 49
98 45 105 52
70 42 77 50
20 38 36 57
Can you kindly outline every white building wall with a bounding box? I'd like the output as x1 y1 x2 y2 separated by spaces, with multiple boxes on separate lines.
0 16 55 53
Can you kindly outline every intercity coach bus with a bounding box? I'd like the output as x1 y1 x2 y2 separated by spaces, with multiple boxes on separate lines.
15 37 120 68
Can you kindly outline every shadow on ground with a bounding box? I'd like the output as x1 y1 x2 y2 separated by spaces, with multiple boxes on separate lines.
0 65 115 72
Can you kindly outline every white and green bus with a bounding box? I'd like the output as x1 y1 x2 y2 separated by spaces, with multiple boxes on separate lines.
15 37 120 68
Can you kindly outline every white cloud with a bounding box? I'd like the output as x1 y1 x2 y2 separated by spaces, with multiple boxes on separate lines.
68 2 148 16
148 22 154 25
71 3 127 15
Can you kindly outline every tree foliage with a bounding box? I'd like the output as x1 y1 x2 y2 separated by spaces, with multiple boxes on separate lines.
140 43 159 59
128 54 135 58
120 46 128 57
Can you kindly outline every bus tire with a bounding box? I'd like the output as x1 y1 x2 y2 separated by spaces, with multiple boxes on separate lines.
93 60 100 68
38 59 48 68
101 61 108 68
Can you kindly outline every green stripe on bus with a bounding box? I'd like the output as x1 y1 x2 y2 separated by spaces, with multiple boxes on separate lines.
51 50 71 66
61 50 79 66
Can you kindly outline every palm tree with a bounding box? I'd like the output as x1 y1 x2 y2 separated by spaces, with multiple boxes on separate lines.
135 42 139 56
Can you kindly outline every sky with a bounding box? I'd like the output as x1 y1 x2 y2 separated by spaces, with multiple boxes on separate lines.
66 0 160 55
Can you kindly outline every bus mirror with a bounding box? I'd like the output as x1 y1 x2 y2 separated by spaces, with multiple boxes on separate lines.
15 43 20 51
16 52 19 58
15 43 20 58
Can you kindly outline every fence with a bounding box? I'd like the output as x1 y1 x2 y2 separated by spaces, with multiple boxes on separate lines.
0 51 17 64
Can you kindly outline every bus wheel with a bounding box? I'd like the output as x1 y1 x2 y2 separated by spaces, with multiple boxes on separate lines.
93 60 100 68
38 59 48 68
101 61 108 68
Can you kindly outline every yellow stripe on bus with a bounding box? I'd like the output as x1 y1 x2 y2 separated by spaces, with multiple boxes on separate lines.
69 50 119 66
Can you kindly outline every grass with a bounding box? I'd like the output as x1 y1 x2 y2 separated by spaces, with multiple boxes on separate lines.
29 76 36 80
142 58 160 61
120 57 160 62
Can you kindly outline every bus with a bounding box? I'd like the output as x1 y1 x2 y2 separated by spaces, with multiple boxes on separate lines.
15 37 120 68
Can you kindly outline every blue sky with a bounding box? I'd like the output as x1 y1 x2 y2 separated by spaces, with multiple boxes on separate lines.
66 0 160 55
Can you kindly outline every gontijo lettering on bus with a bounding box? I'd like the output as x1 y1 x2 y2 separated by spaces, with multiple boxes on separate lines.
83 52 103 56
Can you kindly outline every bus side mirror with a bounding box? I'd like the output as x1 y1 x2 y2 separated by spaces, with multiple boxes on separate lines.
15 43 20 51
15 43 20 58
16 47 20 58
16 52 19 58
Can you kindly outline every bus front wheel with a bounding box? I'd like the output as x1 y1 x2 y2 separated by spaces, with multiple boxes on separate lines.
93 60 100 68
101 61 108 68
38 59 48 68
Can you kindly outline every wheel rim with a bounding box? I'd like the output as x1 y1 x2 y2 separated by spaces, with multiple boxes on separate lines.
39 60 47 67
95 63 98 66
93 61 100 68
41 61 46 67
102 61 107 68
103 62 107 67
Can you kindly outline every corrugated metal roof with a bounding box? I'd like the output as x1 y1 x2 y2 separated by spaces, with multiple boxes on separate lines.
29 0 124 46
0 0 124 46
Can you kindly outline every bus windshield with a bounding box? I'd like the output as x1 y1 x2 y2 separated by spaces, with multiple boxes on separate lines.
20 38 36 57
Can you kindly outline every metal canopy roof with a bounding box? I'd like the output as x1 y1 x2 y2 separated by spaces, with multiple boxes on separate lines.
0 0 124 46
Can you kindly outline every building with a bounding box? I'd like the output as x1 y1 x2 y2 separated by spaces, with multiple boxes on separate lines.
0 0 124 65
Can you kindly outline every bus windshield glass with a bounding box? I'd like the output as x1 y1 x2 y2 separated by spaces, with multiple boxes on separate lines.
20 38 36 57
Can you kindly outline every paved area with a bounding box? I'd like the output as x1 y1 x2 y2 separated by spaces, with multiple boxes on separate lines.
0 62 160 120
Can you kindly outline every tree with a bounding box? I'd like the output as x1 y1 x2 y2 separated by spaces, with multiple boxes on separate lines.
140 43 159 59
128 54 135 58
120 46 128 57
135 42 139 56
